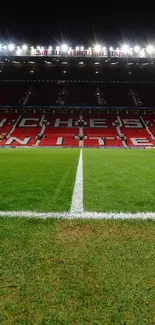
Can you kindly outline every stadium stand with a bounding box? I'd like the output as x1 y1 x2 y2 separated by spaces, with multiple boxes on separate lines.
1 54 155 148
0 111 155 147
1 80 155 108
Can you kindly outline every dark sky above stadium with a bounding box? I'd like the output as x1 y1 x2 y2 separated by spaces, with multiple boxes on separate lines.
0 4 155 45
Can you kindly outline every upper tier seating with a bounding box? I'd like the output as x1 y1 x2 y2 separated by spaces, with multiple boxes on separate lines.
1 82 155 107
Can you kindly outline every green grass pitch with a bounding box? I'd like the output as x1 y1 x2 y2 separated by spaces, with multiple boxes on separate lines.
1 217 155 324
84 149 155 212
0 148 155 213
1 148 155 324
0 149 79 212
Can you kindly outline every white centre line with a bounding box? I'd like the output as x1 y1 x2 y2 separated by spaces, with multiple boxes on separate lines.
70 148 83 214
1 148 155 219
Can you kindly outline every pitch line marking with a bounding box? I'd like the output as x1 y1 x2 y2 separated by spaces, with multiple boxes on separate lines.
1 148 155 219
70 148 83 214
0 211 155 219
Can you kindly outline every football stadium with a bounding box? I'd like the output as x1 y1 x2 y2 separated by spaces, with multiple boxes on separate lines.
1 42 155 324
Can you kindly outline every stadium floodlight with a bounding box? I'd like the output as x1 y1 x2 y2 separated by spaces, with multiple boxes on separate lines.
8 44 15 51
134 45 140 53
146 45 154 54
61 44 68 52
37 46 40 50
81 46 84 51
140 48 145 57
94 44 101 53
56 46 60 51
88 47 92 51
22 45 27 50
121 44 130 54
31 46 34 50
109 47 113 51
103 46 106 51
48 46 52 50
17 48 22 55
76 46 79 51
3 45 7 50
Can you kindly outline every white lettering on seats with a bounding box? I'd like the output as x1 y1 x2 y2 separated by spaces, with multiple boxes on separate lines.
6 137 30 145
0 118 7 128
19 118 39 127
122 119 143 128
89 137 105 145
130 138 153 146
89 119 107 128
54 119 73 127
56 137 63 145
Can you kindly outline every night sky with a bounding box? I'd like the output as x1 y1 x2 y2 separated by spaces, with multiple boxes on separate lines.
0 4 155 46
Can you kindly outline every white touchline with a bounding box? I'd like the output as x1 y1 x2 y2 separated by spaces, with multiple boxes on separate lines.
70 148 83 214
0 211 155 219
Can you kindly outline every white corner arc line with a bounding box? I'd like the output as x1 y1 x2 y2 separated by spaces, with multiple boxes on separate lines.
70 148 83 214
0 211 155 219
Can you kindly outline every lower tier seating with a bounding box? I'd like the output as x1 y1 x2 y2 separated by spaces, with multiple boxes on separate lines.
1 112 155 147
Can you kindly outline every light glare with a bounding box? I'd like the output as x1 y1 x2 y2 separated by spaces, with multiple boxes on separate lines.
22 45 27 50
134 46 140 53
140 48 145 57
17 48 22 55
94 44 101 53
121 44 130 54
0 42 154 57
61 44 68 52
146 45 154 54
8 44 15 51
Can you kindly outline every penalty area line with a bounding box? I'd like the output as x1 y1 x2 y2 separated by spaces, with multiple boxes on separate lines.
0 211 155 219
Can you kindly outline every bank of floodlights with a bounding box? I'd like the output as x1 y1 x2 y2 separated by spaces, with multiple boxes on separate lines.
61 44 68 52
0 42 155 57
121 44 131 54
134 46 140 53
146 45 154 54
94 44 102 53
8 44 15 51
22 45 27 50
